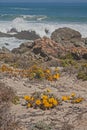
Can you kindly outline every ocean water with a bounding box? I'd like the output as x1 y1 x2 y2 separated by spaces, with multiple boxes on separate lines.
0 2 87 49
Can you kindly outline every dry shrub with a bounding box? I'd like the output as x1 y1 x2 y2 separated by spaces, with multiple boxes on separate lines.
0 82 15 103
0 82 22 130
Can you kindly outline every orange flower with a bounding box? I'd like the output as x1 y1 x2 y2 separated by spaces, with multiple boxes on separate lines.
46 88 51 92
24 95 31 101
71 93 76 97
43 102 50 108
35 99 41 105
27 103 31 108
53 73 60 80
41 95 48 100
62 96 70 101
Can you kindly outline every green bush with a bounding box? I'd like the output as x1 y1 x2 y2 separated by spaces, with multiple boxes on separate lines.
77 63 87 81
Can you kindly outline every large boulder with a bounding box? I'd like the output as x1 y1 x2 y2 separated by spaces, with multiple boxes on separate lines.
51 27 82 47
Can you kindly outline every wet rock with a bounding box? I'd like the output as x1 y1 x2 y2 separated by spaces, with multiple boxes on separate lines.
13 31 40 40
5 43 9 46
0 32 12 37
8 28 18 33
45 28 49 34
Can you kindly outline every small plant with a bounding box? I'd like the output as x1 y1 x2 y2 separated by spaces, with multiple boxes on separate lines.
77 72 87 81
0 83 22 130
30 121 52 130
24 90 60 110
77 63 87 81
60 53 74 60
12 96 20 105
0 82 15 103
61 59 76 67
62 93 84 103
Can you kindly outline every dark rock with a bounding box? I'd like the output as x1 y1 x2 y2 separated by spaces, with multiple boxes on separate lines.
45 28 49 34
7 28 18 33
0 32 12 37
5 43 9 46
13 31 40 40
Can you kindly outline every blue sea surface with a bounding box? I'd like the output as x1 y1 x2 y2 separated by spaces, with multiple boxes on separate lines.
0 2 87 23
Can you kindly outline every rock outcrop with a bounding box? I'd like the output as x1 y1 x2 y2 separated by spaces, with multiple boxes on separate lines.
0 36 87 68
51 27 86 47
12 37 87 62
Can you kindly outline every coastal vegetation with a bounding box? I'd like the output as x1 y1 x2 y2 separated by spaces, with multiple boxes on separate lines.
0 27 87 129
0 64 60 81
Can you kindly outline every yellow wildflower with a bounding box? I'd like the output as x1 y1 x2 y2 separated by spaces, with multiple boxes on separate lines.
53 73 60 80
53 99 58 106
24 95 31 101
35 99 41 105
31 97 34 101
56 73 60 79
48 97 55 103
49 98 58 105
46 88 51 92
27 103 31 108
62 96 70 101
1 64 8 72
44 102 50 108
47 76 53 81
42 99 48 104
45 69 50 74
41 95 48 100
49 103 53 108
71 93 76 97
73 98 84 103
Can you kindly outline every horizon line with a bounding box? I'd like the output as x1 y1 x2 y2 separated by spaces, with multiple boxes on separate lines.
0 1 87 3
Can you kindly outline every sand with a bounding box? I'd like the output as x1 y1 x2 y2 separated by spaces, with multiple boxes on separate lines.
1 73 87 130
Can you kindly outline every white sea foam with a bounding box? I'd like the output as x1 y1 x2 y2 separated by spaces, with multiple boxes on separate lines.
0 37 29 50
0 18 87 38
0 18 87 50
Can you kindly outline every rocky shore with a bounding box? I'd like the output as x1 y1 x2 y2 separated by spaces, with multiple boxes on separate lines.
0 27 87 130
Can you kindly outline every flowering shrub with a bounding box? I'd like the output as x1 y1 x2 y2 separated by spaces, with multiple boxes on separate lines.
0 64 60 81
23 92 84 110
24 90 60 110
62 93 84 103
